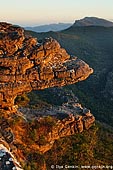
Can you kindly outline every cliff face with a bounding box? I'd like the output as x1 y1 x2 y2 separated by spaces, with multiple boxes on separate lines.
0 22 94 169
0 22 93 110
0 100 95 169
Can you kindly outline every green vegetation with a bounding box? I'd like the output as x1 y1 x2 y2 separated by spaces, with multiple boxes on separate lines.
27 116 56 143
44 122 113 169
15 93 30 107
18 27 113 169
26 26 113 126
27 91 51 109
24 152 45 170
15 91 52 110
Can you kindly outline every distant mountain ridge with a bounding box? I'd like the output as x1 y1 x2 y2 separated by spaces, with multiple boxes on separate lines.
25 23 72 32
25 17 113 33
72 17 113 27
27 21 113 127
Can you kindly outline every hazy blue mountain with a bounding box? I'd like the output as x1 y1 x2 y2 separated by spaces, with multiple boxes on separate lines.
72 17 113 27
26 20 113 126
25 23 72 32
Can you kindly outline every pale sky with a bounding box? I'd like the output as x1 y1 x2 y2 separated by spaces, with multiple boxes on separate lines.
0 0 113 26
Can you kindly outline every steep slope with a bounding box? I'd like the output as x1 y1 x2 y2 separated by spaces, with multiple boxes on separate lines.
45 122 113 169
0 22 93 110
28 25 113 125
73 17 113 27
0 22 94 169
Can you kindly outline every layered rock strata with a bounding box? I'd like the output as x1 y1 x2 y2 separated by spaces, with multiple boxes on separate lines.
0 101 95 164
0 22 93 110
0 22 95 169
27 101 95 153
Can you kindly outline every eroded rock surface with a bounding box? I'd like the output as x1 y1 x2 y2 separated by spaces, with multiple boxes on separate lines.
29 101 95 153
0 22 94 170
0 22 93 110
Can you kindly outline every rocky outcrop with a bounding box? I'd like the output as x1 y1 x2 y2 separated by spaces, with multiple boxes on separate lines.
0 22 95 169
33 101 95 153
0 22 93 110
0 100 95 156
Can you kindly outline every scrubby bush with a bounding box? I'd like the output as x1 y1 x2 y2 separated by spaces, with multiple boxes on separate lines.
15 93 30 106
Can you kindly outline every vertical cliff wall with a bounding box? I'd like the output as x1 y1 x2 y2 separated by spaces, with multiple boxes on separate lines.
0 22 94 170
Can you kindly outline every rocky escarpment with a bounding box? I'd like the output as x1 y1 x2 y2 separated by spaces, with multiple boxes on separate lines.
0 22 93 110
0 22 94 169
0 100 95 169
19 100 95 153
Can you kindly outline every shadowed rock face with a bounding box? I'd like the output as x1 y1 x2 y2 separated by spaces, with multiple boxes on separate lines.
0 22 93 110
0 23 95 169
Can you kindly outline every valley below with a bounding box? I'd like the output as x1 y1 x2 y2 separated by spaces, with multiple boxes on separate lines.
0 19 113 170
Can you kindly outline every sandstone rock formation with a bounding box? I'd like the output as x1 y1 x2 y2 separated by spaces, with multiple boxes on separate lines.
30 101 95 153
0 100 95 169
0 22 93 110
0 22 94 169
